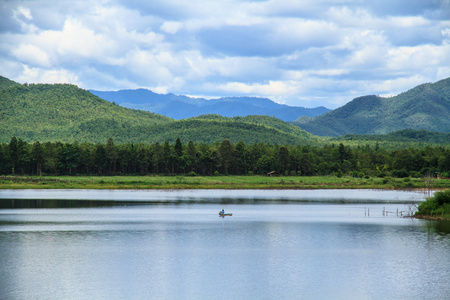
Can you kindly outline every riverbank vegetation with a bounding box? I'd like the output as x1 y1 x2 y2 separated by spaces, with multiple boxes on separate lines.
1 137 449 179
415 189 450 220
1 175 449 190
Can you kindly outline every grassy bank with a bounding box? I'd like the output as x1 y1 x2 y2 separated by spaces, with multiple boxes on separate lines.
1 175 449 190
415 189 450 220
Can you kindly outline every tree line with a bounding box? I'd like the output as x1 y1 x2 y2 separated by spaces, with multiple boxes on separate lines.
1 137 449 178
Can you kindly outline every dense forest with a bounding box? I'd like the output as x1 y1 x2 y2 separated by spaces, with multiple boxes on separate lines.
2 137 449 178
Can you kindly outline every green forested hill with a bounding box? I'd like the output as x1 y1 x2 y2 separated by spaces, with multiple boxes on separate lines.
0 83 171 143
158 115 320 145
0 81 319 145
3 77 449 146
294 77 450 136
194 114 315 139
333 129 450 149
0 76 20 90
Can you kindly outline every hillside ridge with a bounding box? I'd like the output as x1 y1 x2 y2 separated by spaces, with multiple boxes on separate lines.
0 79 318 145
294 77 450 136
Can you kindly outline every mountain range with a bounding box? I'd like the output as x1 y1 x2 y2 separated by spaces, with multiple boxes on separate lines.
0 76 318 145
1 75 450 145
294 77 450 136
89 89 329 122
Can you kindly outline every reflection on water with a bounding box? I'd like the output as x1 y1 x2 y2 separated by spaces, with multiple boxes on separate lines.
0 199 121 209
0 190 449 300
423 219 450 235
0 188 430 203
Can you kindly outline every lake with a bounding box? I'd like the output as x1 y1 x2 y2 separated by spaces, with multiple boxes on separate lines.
0 189 449 299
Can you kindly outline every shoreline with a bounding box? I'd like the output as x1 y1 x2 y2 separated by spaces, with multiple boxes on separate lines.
414 215 450 221
1 175 449 191
0 188 432 204
1 185 447 221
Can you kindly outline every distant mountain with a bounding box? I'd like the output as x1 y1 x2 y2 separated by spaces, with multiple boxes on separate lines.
0 78 319 145
293 77 450 136
89 89 330 121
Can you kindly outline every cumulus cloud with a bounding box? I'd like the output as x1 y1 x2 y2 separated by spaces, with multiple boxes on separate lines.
0 0 449 108
12 44 51 67
15 65 79 85
161 21 183 34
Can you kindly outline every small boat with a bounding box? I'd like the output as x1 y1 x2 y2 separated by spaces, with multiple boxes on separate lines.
219 211 232 217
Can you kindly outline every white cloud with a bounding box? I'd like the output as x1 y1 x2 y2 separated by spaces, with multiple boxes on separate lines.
271 18 340 47
15 65 79 85
212 80 300 100
56 18 116 60
1 0 450 109
387 43 450 72
12 44 51 67
14 6 33 21
127 49 176 84
12 5 38 33
161 21 183 34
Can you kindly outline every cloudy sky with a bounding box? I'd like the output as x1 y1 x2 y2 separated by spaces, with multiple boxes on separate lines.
1 0 449 108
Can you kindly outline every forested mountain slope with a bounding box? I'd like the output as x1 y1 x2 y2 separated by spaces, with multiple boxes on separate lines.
0 76 20 89
332 129 450 149
143 117 320 145
0 79 319 145
90 89 330 121
172 114 320 145
0 82 171 143
294 77 450 136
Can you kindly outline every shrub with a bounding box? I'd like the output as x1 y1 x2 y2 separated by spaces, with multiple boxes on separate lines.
187 171 197 177
377 172 386 178
434 189 450 206
404 182 414 188
418 197 439 214
351 171 364 178
409 171 421 178
417 190 450 215
392 169 409 178
439 171 449 178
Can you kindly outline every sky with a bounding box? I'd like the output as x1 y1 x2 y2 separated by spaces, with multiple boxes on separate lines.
1 0 450 108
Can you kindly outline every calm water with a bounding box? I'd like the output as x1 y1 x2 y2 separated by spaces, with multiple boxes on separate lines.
0 190 449 299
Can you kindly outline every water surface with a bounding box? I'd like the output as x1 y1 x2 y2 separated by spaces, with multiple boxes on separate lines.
0 190 448 299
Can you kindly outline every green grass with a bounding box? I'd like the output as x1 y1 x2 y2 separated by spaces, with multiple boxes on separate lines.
1 175 449 190
415 189 450 220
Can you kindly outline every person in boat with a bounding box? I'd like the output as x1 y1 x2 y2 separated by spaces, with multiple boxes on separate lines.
221 209 225 214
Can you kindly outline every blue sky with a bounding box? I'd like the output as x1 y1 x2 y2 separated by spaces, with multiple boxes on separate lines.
1 0 449 108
